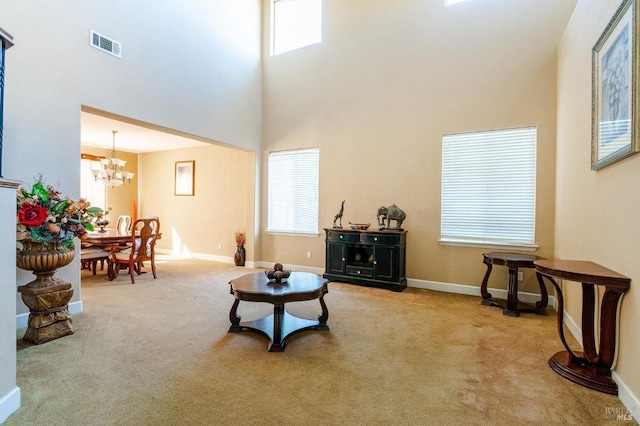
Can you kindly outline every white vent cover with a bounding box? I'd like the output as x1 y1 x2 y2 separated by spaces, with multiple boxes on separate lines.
90 30 121 58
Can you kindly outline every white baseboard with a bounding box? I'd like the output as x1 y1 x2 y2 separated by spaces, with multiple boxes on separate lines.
0 386 20 424
259 261 324 275
406 277 559 310
614 371 640 421
562 308 583 347
155 249 262 269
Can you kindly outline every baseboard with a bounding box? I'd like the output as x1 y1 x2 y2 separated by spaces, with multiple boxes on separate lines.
613 371 640 421
562 308 583 347
259 261 324 275
406 277 559 310
155 249 260 269
0 386 21 424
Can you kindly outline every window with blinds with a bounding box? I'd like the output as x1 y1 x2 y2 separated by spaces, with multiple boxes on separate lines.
272 0 322 56
81 158 106 211
268 148 319 235
441 127 537 247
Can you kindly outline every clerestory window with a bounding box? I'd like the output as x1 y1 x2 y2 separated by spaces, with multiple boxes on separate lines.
271 0 322 55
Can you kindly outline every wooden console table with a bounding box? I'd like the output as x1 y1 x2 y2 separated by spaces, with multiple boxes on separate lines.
480 252 548 317
534 260 630 395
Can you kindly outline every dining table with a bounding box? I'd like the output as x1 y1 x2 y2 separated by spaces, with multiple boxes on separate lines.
83 229 137 246
82 229 162 280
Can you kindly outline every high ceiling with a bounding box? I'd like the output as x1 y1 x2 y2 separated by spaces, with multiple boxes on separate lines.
81 111 210 154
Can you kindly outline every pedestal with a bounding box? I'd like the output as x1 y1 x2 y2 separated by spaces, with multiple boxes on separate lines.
18 282 73 344
16 240 76 344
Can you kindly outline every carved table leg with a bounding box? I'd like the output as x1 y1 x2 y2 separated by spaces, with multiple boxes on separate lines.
542 274 579 361
480 259 498 307
503 266 520 317
228 298 242 332
268 303 285 352
535 273 550 313
581 283 598 364
316 293 330 331
597 287 626 377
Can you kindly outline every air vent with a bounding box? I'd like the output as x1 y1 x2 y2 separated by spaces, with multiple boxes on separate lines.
90 30 121 58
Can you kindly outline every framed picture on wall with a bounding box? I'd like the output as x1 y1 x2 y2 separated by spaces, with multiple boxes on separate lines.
175 160 195 196
592 0 639 170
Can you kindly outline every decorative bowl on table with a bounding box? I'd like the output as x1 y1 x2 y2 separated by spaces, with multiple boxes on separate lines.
349 222 371 230
95 218 110 233
265 262 291 283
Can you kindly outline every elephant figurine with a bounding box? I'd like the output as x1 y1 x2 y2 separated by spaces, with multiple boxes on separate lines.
377 204 406 230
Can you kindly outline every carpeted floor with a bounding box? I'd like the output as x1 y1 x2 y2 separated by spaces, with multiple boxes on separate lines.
6 257 634 425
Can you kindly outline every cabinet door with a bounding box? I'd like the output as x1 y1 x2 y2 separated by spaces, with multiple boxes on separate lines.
326 241 346 274
373 245 396 281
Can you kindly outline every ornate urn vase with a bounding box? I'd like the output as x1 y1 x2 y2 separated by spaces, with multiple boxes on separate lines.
16 240 75 344
234 246 246 267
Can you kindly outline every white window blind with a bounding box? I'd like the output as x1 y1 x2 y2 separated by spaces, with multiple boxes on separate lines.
441 127 536 247
272 0 322 55
268 148 319 235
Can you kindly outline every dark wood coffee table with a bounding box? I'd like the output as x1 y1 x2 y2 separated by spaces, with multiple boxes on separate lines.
228 272 329 352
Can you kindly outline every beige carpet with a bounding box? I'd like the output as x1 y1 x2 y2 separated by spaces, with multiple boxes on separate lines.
6 257 633 425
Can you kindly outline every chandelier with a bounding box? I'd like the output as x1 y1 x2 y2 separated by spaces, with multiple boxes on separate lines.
91 130 135 187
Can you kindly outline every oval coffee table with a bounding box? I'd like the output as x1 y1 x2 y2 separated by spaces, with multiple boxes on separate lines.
228 271 329 352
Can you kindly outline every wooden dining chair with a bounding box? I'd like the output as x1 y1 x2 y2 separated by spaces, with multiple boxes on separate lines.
116 215 132 233
108 217 160 283
80 245 110 275
143 216 159 233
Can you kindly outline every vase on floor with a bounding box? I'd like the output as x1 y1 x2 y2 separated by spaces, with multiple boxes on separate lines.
16 240 75 344
234 246 246 267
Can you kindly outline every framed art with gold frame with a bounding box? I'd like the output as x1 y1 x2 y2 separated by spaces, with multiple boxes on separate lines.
592 0 640 170
175 160 195 196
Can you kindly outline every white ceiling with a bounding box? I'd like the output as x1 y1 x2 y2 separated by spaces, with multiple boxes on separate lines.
81 111 210 154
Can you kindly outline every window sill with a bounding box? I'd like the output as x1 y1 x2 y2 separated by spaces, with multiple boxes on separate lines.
266 230 320 238
438 239 538 252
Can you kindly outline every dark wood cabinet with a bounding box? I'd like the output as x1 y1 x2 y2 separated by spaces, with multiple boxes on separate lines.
323 228 407 292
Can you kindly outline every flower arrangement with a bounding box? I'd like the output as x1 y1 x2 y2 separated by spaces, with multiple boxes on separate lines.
235 231 246 247
16 177 103 248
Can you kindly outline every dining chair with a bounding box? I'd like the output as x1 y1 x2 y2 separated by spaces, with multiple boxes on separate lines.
143 216 159 233
116 215 132 233
108 217 160 283
80 245 110 275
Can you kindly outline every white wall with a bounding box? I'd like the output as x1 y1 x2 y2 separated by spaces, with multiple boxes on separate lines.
0 181 21 424
3 0 262 313
0 0 261 420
